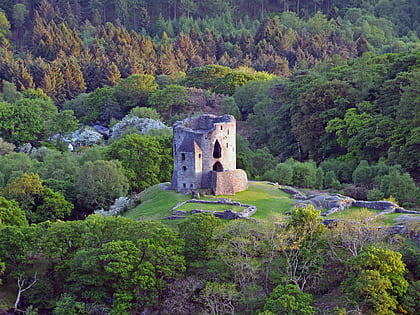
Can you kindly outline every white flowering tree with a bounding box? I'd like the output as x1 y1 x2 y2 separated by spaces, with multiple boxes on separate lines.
72 127 103 147
110 116 170 139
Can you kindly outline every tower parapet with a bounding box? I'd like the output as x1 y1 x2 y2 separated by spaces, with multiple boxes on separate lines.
170 114 248 195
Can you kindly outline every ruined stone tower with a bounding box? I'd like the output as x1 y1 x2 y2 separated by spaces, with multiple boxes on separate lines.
170 114 248 195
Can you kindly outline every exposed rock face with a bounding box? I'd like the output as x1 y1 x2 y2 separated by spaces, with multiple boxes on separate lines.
279 186 306 199
170 114 248 195
293 193 355 216
284 186 419 217
352 200 400 210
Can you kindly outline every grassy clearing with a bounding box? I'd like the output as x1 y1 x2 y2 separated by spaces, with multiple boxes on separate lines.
214 181 295 220
377 213 405 226
124 183 190 221
124 181 295 223
327 206 380 220
326 207 415 227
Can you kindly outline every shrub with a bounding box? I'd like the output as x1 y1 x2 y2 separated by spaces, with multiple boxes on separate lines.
263 284 317 315
324 171 341 189
367 188 384 201
342 185 368 200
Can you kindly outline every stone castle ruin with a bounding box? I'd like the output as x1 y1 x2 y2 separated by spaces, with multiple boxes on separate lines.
170 114 248 195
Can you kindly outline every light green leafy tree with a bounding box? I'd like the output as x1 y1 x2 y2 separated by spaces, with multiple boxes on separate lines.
113 74 158 112
344 246 408 315
178 212 222 263
75 160 129 212
148 84 190 120
0 196 28 227
106 133 173 192
263 284 317 315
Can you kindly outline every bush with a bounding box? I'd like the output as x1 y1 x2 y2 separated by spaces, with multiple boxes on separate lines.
129 106 161 120
342 185 368 200
352 160 373 187
379 170 417 207
319 158 354 183
367 188 384 201
288 160 317 188
263 284 317 315
273 163 293 185
324 171 341 189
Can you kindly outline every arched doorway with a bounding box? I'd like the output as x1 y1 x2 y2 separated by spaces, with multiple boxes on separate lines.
213 162 223 172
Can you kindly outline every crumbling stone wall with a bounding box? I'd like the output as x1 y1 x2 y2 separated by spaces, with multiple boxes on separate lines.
212 169 248 195
170 114 247 195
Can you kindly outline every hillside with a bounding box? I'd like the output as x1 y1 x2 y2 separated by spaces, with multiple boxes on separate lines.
0 0 419 313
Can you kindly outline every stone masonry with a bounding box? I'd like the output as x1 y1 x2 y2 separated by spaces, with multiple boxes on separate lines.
170 114 248 195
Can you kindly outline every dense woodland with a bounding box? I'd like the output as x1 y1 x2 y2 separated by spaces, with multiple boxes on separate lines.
0 0 419 314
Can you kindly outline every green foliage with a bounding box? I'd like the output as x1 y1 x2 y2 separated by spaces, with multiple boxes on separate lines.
148 84 190 120
324 171 341 189
352 160 373 187
34 187 73 222
0 153 38 186
57 216 186 312
263 284 316 315
214 71 258 95
0 81 22 103
0 196 27 227
53 294 87 315
3 172 73 223
106 134 173 192
113 74 158 112
183 65 232 90
379 170 417 207
179 212 222 263
82 88 117 124
0 100 44 145
401 281 420 315
221 96 241 120
344 246 408 315
0 11 10 42
129 107 161 120
75 160 129 212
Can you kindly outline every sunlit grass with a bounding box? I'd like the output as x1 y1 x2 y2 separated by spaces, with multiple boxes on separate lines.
124 181 295 223
327 206 379 220
124 183 190 221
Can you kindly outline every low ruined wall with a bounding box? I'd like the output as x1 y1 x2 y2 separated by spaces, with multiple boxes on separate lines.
212 169 248 195
168 197 257 219
352 200 399 210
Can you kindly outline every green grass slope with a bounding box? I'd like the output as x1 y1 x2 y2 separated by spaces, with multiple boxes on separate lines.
124 181 295 224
